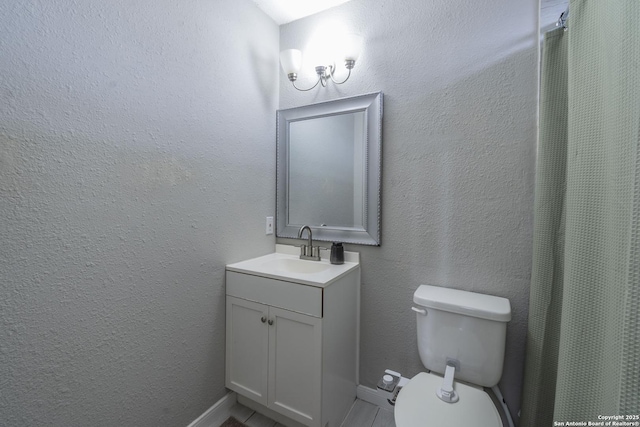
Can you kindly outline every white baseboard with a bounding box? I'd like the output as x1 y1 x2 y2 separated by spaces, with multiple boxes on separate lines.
356 385 395 412
187 391 238 427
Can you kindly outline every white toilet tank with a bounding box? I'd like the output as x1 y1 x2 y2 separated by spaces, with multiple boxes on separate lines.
413 285 511 388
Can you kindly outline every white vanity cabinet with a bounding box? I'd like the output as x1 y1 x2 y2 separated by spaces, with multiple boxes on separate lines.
225 249 360 427
226 294 322 423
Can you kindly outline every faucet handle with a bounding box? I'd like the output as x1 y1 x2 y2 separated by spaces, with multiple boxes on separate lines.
300 244 307 257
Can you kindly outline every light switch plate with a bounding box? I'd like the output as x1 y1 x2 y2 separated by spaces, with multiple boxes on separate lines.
266 216 274 235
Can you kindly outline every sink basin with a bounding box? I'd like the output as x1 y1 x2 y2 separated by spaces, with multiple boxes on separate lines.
266 258 331 274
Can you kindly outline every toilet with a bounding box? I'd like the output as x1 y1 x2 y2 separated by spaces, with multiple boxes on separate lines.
394 285 512 427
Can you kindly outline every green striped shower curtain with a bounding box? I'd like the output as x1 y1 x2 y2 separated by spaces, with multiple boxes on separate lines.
520 1 639 425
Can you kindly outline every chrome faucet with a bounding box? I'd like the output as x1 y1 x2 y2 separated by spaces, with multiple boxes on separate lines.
297 225 321 261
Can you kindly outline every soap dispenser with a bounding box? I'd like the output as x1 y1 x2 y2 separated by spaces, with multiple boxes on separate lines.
330 242 344 265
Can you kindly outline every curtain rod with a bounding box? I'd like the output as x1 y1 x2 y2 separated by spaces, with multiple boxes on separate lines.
557 5 569 29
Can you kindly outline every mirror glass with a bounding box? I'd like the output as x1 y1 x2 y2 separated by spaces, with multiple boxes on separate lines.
277 92 382 245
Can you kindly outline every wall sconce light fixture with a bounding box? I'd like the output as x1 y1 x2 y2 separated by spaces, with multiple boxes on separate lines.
279 34 363 91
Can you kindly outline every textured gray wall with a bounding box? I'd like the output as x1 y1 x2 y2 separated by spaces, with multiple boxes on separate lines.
279 0 538 421
1 0 538 423
0 0 278 425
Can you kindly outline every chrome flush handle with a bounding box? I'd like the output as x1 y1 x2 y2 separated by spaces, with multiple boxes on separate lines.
411 307 427 316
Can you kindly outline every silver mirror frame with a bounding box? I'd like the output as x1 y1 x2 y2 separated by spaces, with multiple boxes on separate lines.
276 92 383 246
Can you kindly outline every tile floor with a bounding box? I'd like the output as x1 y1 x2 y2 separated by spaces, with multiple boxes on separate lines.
226 399 395 427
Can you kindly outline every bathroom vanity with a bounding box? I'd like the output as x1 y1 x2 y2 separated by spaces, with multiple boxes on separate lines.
225 244 360 427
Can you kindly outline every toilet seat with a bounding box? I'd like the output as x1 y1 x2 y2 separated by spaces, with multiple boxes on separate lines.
395 372 502 427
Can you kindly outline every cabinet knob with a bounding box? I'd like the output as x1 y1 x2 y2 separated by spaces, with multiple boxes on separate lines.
268 319 274 325
261 316 267 323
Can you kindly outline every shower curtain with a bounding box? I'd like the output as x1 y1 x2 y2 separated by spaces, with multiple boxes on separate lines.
520 1 639 425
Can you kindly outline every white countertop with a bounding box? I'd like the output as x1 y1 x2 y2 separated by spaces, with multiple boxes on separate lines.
226 244 360 287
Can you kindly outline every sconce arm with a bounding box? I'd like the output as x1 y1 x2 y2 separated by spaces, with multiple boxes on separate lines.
291 77 322 92
286 61 355 91
328 66 352 85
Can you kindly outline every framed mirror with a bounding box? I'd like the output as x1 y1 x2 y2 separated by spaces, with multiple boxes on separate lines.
276 92 382 245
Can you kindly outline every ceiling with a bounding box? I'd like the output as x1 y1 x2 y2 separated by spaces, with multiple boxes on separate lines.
252 0 569 32
250 0 353 25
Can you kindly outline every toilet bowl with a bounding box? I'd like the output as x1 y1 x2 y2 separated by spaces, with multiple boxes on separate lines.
394 285 511 427
395 372 502 426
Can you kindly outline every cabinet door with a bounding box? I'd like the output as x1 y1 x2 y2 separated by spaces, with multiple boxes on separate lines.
268 306 322 427
226 296 269 405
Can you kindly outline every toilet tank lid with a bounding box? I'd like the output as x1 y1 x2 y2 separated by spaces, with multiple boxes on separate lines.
414 285 511 322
